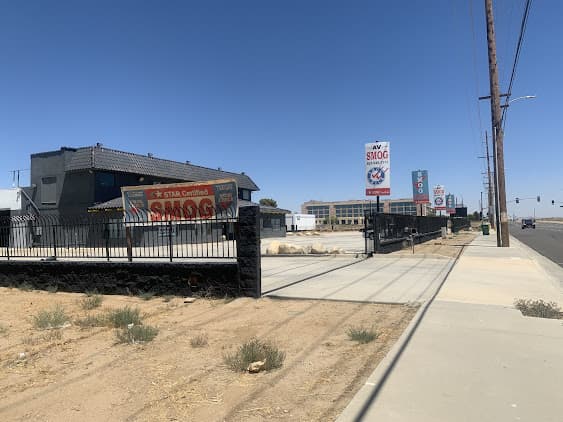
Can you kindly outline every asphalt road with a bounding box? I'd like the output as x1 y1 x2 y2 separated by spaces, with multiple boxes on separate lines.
509 221 563 267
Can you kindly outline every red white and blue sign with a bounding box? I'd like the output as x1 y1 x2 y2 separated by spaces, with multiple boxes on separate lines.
433 185 446 211
365 142 391 196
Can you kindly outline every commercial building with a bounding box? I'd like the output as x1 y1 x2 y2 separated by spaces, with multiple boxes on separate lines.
26 144 259 215
301 199 434 226
2 144 289 238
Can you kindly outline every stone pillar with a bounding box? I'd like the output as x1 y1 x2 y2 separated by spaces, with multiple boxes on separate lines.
237 206 261 297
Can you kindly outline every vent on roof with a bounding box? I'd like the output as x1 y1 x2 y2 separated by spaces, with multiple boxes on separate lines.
148 153 154 158
186 160 190 164
95 142 103 148
217 167 222 171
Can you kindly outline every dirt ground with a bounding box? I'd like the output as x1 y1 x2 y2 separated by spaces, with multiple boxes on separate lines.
393 230 478 258
0 288 417 421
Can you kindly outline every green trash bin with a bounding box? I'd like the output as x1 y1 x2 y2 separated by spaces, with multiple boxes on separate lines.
481 224 490 235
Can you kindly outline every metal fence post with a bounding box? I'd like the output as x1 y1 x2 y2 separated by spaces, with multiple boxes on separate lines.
52 225 57 259
374 212 380 253
126 226 133 262
364 213 369 255
104 223 110 262
5 224 10 261
168 220 173 262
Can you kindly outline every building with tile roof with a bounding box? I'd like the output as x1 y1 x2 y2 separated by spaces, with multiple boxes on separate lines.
26 144 259 216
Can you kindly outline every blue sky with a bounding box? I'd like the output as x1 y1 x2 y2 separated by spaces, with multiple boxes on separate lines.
0 0 561 217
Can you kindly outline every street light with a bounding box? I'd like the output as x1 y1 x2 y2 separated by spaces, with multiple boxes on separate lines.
478 93 536 247
500 95 536 109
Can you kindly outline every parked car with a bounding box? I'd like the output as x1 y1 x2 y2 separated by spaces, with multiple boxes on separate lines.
521 218 535 229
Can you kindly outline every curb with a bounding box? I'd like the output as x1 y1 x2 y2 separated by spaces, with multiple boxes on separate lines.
509 235 563 294
335 298 428 421
336 243 466 421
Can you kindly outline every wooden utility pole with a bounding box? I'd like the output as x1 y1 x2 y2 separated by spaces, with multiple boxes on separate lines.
484 132 496 230
485 0 509 247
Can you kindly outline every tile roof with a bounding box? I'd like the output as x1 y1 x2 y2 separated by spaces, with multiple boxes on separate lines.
65 145 259 191
89 198 290 215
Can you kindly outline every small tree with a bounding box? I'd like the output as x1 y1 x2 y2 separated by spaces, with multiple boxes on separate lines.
259 198 278 208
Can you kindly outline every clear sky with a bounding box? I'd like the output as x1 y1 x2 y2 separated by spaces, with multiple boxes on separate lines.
0 1 561 217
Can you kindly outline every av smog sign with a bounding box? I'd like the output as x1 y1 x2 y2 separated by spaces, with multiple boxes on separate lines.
433 185 446 211
446 194 456 215
121 179 238 223
365 141 391 196
411 170 430 204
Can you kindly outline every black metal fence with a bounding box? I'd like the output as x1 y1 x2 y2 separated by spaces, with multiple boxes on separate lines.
0 209 238 261
450 217 471 233
364 212 469 254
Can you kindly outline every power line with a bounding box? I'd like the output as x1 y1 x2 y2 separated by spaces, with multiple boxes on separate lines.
501 0 533 129
468 0 484 138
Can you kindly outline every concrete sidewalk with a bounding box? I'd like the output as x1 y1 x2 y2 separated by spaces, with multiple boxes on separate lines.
338 233 563 422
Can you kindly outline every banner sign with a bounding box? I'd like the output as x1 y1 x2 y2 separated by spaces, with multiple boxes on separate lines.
365 141 391 196
446 194 456 215
121 179 238 223
433 185 446 211
411 170 430 204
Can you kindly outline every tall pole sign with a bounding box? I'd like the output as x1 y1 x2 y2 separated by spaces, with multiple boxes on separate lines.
433 185 446 214
365 142 391 196
412 170 430 204
446 194 456 215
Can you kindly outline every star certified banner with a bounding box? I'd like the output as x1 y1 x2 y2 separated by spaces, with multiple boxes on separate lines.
411 170 430 204
121 179 238 223
365 141 391 196
433 185 446 211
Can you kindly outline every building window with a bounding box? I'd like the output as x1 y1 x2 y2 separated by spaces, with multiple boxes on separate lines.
306 206 329 219
238 189 251 201
95 172 116 188
41 176 57 205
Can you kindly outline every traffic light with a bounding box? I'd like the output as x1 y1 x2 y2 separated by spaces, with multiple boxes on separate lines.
515 198 519 204
537 196 541 202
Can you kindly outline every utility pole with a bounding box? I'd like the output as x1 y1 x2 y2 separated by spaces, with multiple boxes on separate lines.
485 0 509 247
484 132 496 230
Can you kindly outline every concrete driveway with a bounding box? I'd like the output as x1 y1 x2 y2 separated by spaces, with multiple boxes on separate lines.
263 255 455 304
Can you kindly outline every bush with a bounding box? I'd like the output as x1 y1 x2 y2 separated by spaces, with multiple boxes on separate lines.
514 299 562 319
42 329 63 342
80 294 103 310
33 305 69 330
18 282 34 292
224 338 285 372
116 325 158 344
106 306 142 328
190 333 209 348
138 291 156 301
46 284 58 293
75 313 108 328
347 326 378 344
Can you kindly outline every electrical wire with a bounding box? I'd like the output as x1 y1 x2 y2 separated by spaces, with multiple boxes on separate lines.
501 0 533 129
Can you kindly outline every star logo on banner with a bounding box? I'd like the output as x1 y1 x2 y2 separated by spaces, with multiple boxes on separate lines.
154 191 163 198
